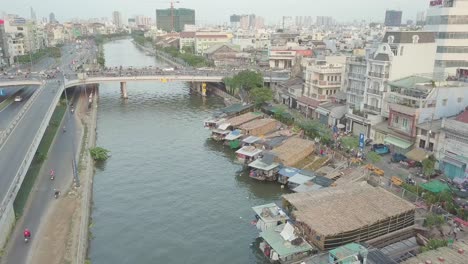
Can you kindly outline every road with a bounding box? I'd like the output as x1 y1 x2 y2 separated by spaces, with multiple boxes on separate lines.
0 87 38 129
1 89 82 264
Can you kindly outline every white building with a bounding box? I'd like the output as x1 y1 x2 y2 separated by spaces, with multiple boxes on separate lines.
424 0 468 74
304 62 344 102
344 31 437 138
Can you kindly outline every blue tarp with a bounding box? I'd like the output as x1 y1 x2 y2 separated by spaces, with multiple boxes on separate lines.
278 167 300 178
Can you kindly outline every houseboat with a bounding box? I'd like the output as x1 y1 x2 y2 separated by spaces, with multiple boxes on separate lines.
248 154 280 181
211 128 230 141
203 117 226 130
252 203 288 232
259 222 313 264
235 145 263 164
242 135 262 147
224 129 243 149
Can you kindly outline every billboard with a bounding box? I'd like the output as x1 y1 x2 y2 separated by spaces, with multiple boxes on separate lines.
430 0 443 6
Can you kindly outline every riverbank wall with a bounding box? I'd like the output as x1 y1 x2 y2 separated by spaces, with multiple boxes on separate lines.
74 86 98 264
132 41 188 69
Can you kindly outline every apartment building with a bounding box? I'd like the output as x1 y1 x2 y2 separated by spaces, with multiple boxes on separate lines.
425 0 468 74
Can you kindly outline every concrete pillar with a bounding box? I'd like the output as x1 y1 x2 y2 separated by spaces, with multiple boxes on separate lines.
0 201 16 249
120 82 128 99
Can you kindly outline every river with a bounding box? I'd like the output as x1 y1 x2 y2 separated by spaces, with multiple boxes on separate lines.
89 39 286 264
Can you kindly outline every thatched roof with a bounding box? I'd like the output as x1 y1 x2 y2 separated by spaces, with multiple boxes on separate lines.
240 118 277 130
271 137 315 166
283 182 415 236
226 112 262 127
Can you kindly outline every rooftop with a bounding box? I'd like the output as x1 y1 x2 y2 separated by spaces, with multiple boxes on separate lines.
271 137 315 166
252 203 288 224
382 31 435 44
402 241 468 264
235 146 262 157
456 109 468 123
225 112 262 127
239 118 277 130
283 182 415 236
260 224 313 257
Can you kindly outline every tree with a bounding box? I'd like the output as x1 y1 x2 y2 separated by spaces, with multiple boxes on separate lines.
367 151 381 164
422 155 436 178
250 87 273 108
340 136 359 150
224 70 263 93
89 147 110 161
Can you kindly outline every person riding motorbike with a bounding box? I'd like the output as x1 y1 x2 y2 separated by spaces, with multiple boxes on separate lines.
50 169 55 180
54 189 60 198
24 228 31 239
63 126 66 133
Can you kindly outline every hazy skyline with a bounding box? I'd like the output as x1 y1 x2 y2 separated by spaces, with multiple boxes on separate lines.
2 0 428 25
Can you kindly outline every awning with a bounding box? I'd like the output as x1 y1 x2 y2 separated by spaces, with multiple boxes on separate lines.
384 135 413 150
405 148 429 162
278 167 300 178
315 107 329 116
243 136 261 144
288 174 314 185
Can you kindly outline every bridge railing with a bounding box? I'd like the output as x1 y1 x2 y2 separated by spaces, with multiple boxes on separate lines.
0 81 63 220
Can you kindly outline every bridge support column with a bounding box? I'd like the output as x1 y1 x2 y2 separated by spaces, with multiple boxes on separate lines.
0 200 16 249
120 82 128 99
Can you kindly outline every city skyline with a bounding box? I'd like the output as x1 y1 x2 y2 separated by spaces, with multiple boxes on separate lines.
3 0 428 25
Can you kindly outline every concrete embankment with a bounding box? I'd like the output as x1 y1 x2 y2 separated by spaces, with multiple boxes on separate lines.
132 41 188 69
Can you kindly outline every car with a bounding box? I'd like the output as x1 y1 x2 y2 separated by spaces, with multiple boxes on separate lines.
14 96 22 102
391 153 407 163
162 67 174 72
371 144 390 155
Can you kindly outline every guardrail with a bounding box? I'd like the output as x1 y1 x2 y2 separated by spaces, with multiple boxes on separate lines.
0 81 63 221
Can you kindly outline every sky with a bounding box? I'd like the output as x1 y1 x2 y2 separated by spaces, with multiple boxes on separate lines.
2 0 429 25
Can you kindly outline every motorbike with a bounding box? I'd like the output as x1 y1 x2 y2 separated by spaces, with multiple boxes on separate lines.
50 175 54 180
54 190 60 199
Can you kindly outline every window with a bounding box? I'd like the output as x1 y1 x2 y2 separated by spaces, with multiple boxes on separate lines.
419 139 426 148
437 32 468 39
400 46 404 56
394 116 399 124
421 129 427 136
436 46 468 53
402 118 409 128
428 142 434 151
442 99 448 106
412 35 420 44
427 15 468 25
435 60 468 68
458 97 463 103
388 35 394 44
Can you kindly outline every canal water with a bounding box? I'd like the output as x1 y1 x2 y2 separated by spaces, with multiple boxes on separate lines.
89 39 286 264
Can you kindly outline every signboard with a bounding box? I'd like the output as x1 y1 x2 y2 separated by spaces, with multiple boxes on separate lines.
430 0 443 6
359 133 365 150
202 83 207 97
0 89 4 96
295 49 313 57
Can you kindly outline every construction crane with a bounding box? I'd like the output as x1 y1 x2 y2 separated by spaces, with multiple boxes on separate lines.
157 1 181 32
169 0 180 32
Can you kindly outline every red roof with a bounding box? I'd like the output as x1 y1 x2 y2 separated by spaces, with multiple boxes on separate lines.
0 19 4 25
180 32 195 38
455 109 468 123
297 96 321 108
196 35 228 38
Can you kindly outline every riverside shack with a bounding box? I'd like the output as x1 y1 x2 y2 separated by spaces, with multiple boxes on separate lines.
282 182 416 250
222 112 263 130
271 137 315 167
240 119 278 137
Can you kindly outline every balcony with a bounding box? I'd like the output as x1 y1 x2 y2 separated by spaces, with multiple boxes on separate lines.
367 89 384 96
348 73 366 81
388 103 418 116
368 72 389 79
311 65 343 74
312 80 341 87
364 104 381 114
346 88 365 96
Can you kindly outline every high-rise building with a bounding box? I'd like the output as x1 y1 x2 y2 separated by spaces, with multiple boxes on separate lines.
230 14 241 29
156 8 195 32
384 10 402 27
0 19 8 67
316 16 334 27
49 12 57 24
30 7 36 22
112 11 123 28
425 0 468 74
